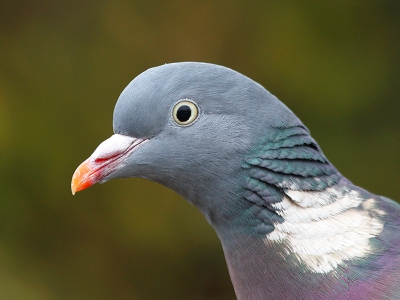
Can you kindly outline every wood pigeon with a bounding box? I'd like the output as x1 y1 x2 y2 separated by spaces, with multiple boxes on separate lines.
71 62 400 299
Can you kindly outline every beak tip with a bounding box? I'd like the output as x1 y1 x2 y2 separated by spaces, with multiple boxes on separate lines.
71 185 76 195
71 175 80 195
71 160 92 195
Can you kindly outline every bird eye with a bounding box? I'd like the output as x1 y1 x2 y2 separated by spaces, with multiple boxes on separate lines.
172 100 199 125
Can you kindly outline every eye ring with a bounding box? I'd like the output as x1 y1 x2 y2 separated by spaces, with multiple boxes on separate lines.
172 99 199 126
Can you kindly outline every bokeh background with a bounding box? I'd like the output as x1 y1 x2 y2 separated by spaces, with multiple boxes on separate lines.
0 1 399 299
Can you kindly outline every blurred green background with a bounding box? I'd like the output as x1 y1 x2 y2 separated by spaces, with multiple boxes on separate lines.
0 1 399 299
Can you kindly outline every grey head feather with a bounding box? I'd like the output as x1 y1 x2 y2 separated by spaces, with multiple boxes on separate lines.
109 62 339 234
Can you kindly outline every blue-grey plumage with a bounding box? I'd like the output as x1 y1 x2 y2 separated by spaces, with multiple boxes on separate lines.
72 62 400 299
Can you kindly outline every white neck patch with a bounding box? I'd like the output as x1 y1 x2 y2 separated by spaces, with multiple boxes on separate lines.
263 187 385 274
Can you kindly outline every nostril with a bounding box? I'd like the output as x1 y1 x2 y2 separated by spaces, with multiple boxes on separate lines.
95 154 119 163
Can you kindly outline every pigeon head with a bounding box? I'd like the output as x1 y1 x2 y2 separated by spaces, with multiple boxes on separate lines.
71 62 333 233
71 63 400 299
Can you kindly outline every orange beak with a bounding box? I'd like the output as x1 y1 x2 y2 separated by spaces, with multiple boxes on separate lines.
71 159 96 195
71 134 148 195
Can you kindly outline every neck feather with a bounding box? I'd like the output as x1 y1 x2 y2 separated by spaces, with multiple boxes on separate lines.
214 125 390 299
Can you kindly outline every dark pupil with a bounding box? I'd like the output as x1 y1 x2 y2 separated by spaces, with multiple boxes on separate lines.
176 105 191 122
